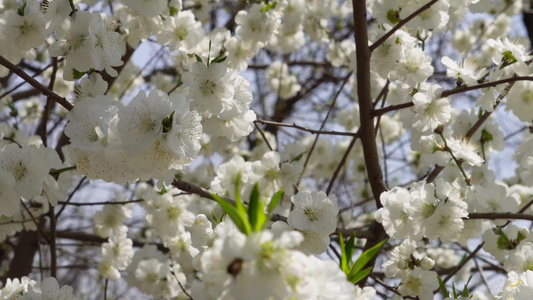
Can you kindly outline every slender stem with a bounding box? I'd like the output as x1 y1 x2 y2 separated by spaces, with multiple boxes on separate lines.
326 132 360 195
440 243 484 285
253 121 274 151
298 73 352 185
49 165 77 175
57 199 144 206
48 208 57 277
255 119 359 136
20 200 51 244
104 279 108 300
438 132 471 186
38 57 58 146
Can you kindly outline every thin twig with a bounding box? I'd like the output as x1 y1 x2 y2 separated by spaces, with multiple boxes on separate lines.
255 119 359 137
57 199 144 206
441 242 484 285
253 120 274 151
326 131 361 195
298 73 352 185
20 200 51 244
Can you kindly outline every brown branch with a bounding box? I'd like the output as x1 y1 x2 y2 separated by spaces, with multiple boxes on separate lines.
255 119 360 137
326 132 361 195
299 73 352 185
253 121 274 151
172 178 236 205
102 44 135 94
440 242 484 286
369 0 439 52
53 231 168 253
0 55 73 111
353 0 389 288
427 81 514 183
48 209 57 277
467 212 533 222
37 57 58 147
373 76 533 117
0 58 63 101
57 199 144 206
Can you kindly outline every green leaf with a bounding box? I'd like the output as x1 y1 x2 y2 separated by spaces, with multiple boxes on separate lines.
461 275 473 297
162 111 175 133
248 183 267 231
348 266 372 284
17 1 27 16
72 68 86 80
267 189 283 214
195 54 203 63
157 185 168 195
168 5 179 15
437 275 450 298
345 233 356 266
233 172 246 215
212 193 251 234
348 238 387 279
211 210 219 224
213 56 227 64
339 233 348 272
290 152 306 163
261 1 277 12
207 40 212 66
210 53 227 64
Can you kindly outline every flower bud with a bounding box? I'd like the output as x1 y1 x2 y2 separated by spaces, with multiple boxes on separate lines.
420 257 435 270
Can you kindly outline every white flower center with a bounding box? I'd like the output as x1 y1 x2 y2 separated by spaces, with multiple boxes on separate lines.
13 161 27 180
199 79 217 96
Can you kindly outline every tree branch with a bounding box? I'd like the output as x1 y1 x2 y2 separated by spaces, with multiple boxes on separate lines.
352 0 389 288
369 0 439 52
0 55 73 111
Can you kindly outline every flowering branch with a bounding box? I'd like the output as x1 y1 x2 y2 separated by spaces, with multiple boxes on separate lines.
373 76 533 117
369 0 439 52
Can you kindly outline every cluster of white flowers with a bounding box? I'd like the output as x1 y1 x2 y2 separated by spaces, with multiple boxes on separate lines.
382 239 438 300
192 223 361 300
65 89 202 183
285 191 339 254
0 129 72 244
49 10 123 80
375 180 468 242
498 270 533 299
4 0 533 298
265 61 301 100
210 151 302 204
90 181 357 299
182 61 256 142
0 277 78 299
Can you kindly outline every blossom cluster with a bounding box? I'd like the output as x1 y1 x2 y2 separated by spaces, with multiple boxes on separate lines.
2 0 533 299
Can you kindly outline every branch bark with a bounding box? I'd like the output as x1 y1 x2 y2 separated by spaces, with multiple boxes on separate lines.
352 0 389 288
